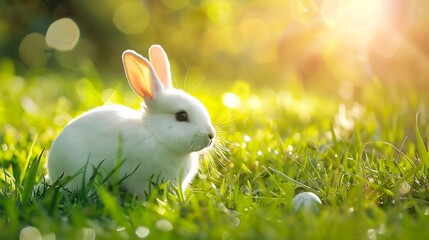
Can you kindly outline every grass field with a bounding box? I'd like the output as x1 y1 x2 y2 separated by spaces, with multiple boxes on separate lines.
1 58 429 240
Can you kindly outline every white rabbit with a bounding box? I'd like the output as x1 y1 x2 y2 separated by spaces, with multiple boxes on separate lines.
47 45 216 198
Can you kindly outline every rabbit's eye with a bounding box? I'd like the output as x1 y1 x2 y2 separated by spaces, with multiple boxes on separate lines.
175 111 188 122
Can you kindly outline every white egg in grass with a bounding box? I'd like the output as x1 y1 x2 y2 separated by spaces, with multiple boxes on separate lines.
293 192 322 213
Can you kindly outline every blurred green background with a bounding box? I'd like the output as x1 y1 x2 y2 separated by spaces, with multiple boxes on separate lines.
1 0 429 91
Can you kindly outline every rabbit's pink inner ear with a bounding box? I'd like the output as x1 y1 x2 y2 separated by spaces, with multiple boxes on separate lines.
149 45 172 89
123 51 155 99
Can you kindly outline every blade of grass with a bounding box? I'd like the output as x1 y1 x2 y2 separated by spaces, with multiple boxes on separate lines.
268 166 320 195
415 113 428 166
97 185 125 222
21 132 38 183
21 150 44 206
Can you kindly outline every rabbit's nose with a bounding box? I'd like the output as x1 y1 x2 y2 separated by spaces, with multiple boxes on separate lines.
207 130 215 146
208 134 214 146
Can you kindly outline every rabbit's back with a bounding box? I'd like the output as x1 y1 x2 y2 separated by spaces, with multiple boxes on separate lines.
47 105 148 190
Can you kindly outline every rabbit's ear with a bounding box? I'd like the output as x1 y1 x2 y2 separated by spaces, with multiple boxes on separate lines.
149 45 172 89
122 50 164 100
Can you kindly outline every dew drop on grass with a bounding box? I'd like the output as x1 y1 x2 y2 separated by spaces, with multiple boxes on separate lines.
116 225 129 239
20 226 42 240
156 207 166 215
424 207 429 216
81 227 96 240
378 224 386 235
243 135 251 142
155 219 174 232
367 228 377 240
135 226 150 238
116 226 126 231
232 217 240 227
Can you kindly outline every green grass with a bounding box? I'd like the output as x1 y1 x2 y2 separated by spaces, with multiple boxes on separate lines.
1 58 429 240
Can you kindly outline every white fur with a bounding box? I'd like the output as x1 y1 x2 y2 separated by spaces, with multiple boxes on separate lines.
47 45 215 198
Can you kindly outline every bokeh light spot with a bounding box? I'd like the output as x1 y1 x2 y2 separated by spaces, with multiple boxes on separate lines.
20 226 42 240
46 18 80 51
155 219 174 232
9 76 25 94
135 226 150 238
338 81 354 99
205 2 231 24
42 233 56 240
19 33 48 67
113 1 149 34
248 95 262 110
163 0 189 10
21 97 39 115
81 227 96 240
222 92 241 109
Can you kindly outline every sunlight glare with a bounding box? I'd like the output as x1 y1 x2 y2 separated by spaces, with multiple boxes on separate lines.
321 0 383 47
321 0 383 29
